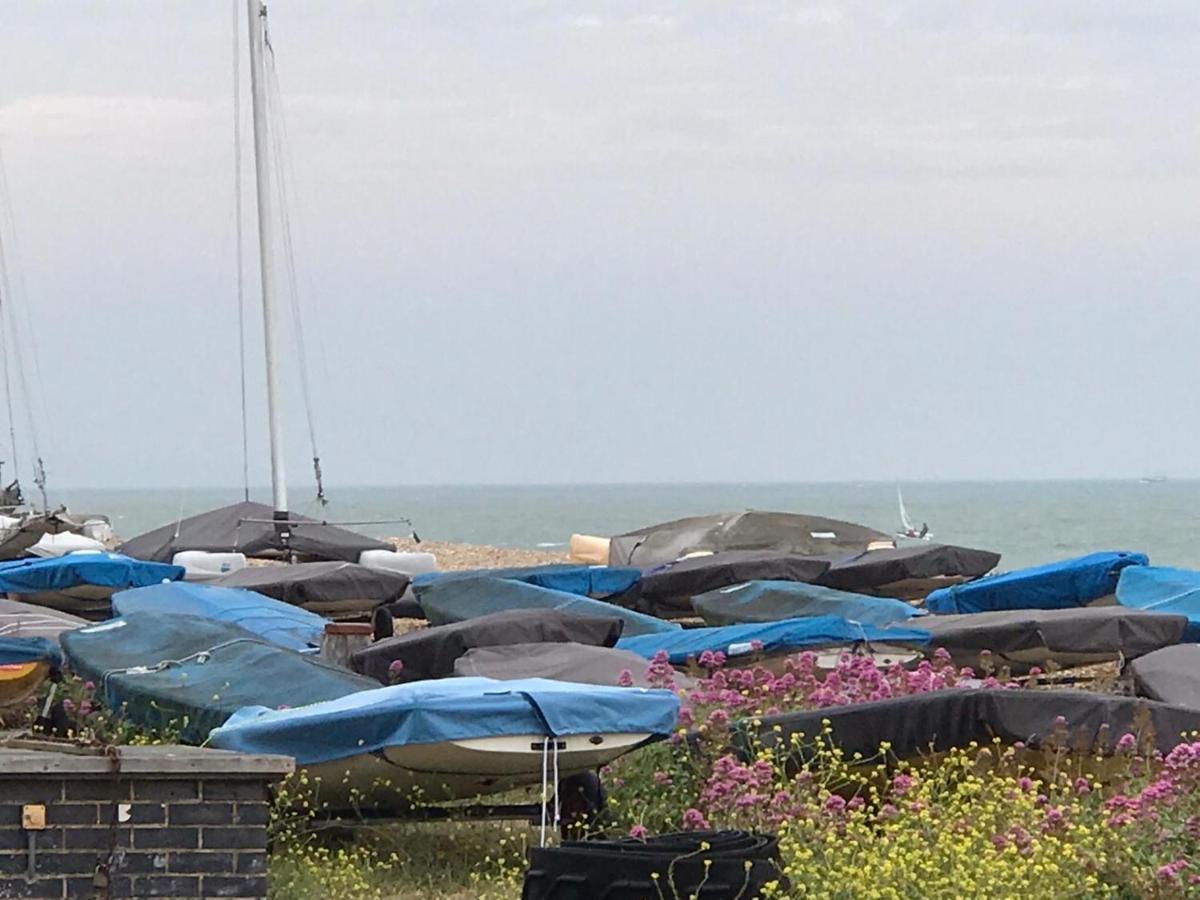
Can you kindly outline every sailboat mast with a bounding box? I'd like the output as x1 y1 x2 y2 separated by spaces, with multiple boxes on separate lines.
246 0 288 518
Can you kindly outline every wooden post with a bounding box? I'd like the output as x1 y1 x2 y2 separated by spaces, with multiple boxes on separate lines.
320 622 374 668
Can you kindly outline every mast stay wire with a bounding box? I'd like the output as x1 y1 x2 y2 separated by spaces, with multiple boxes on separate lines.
232 0 251 502
0 142 45 507
262 22 327 507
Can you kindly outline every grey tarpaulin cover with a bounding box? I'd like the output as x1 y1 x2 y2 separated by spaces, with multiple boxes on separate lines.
749 688 1200 759
118 500 389 564
914 607 1187 672
817 544 1001 592
351 608 625 684
1129 645 1200 709
454 642 697 689
638 551 831 616
0 598 86 643
692 580 924 627
214 561 410 616
609 511 891 568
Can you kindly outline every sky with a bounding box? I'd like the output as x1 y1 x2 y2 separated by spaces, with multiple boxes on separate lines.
0 1 1197 489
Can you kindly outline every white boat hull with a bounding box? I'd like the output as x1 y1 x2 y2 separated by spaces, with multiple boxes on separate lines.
299 731 653 811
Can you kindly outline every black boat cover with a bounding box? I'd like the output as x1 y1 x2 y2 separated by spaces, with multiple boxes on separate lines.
817 543 1001 592
1129 645 1200 709
118 501 390 564
454 641 694 689
750 688 1200 759
609 511 891 568
915 608 1187 670
214 561 410 616
351 609 624 684
416 576 677 636
638 551 831 616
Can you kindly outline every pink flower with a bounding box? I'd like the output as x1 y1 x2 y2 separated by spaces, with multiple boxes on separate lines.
83 680 96 693
891 773 915 797
750 639 764 652
681 808 710 830
653 771 673 786
823 795 847 814
62 698 76 713
628 824 648 840
1073 777 1091 796
1116 732 1137 752
387 659 404 674
617 669 634 687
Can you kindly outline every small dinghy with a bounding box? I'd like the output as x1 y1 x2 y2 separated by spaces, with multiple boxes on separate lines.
895 487 932 541
0 552 184 619
61 612 375 742
636 551 831 617
213 561 410 618
817 543 1001 599
207 677 680 811
1129 644 1200 709
415 576 678 637
616 616 931 670
750 688 1200 761
0 635 62 707
0 598 86 643
1116 566 1200 641
413 564 640 600
112 582 329 652
692 580 924 628
351 609 624 683
454 642 692 689
913 607 1188 674
925 551 1148 614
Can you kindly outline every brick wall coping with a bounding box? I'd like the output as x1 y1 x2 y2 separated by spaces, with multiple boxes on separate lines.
0 741 294 779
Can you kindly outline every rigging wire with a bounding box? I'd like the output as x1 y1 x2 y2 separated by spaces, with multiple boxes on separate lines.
0 142 43 506
232 0 251 502
263 22 327 506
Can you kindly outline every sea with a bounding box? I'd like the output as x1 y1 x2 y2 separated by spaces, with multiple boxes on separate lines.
53 480 1200 573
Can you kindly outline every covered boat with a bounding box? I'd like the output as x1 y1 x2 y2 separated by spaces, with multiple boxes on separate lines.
0 599 86 643
637 551 830 617
608 511 892 569
1116 566 1200 641
0 635 62 707
117 500 390 565
207 677 679 810
749 688 1200 760
413 564 640 600
415 576 678 637
112 582 328 652
913 607 1188 673
692 580 924 628
454 643 691 689
61 612 375 742
817 543 1001 599
1129 645 1200 709
925 551 1148 614
616 616 931 667
0 552 184 619
351 609 624 684
213 560 409 618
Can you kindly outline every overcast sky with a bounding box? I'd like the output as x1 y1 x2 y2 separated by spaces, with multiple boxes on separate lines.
0 1 1196 489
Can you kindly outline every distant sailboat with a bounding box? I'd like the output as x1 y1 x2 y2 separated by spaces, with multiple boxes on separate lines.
896 487 931 541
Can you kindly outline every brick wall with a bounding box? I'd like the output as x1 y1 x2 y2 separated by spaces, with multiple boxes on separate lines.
0 746 292 900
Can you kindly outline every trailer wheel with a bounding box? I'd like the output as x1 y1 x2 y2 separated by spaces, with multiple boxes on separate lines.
557 771 605 840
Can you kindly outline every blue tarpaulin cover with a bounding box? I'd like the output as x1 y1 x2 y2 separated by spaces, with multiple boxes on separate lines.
0 553 183 595
1117 566 1200 642
208 677 681 765
925 552 1148 615
61 612 375 742
0 636 61 667
616 616 932 665
416 576 678 636
692 580 926 627
413 564 641 598
113 582 328 652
